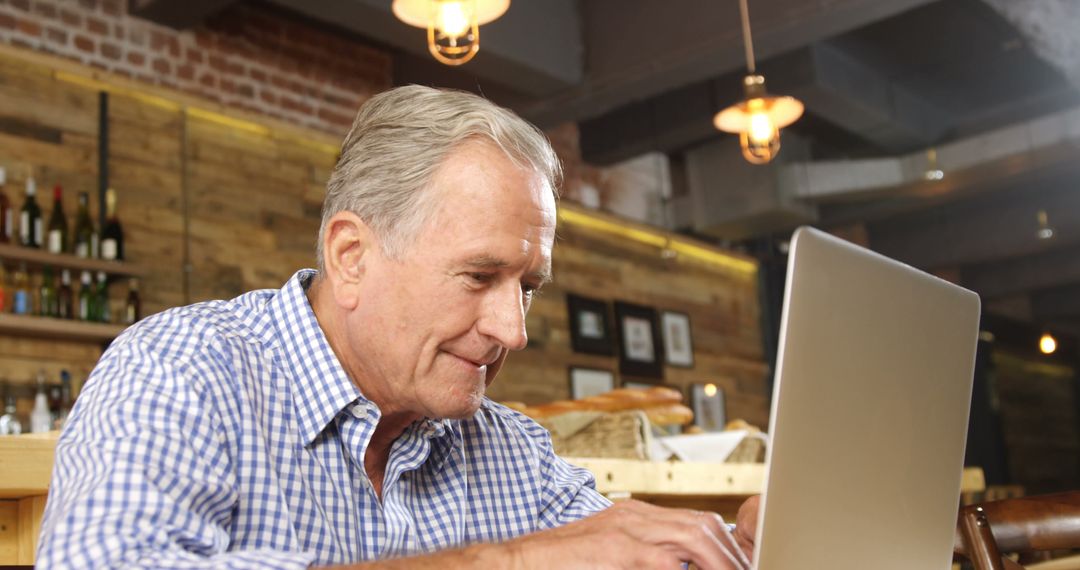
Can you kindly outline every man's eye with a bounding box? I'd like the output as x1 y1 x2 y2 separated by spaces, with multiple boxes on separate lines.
468 273 494 284
522 283 541 298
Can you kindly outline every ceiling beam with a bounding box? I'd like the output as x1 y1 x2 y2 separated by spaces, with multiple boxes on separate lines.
981 0 1080 92
521 0 943 127
128 0 238 29
579 42 951 164
961 243 1080 300
866 174 1080 270
1032 285 1080 321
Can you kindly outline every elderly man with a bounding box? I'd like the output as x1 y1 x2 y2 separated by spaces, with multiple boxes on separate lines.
38 86 756 569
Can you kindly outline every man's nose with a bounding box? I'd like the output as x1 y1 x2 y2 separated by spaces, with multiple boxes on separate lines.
479 282 528 351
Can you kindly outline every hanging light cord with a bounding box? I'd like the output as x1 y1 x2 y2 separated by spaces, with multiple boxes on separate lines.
739 0 756 73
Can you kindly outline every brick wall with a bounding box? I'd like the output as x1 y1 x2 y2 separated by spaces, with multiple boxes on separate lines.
0 0 390 135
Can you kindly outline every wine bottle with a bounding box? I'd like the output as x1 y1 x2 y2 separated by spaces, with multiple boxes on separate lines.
39 266 57 318
77 270 93 321
0 261 7 313
30 370 52 434
95 271 110 323
19 176 42 248
0 167 12 244
124 277 141 325
100 188 123 261
57 269 74 319
55 369 72 430
73 192 97 258
46 184 67 254
12 262 30 315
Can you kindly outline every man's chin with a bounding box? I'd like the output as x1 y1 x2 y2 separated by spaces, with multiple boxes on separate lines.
425 391 485 420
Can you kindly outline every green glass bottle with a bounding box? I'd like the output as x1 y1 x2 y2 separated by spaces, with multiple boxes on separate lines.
73 192 97 258
95 271 110 323
39 266 57 317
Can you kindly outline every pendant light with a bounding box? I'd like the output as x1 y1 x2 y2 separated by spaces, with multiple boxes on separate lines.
393 0 510 66
713 0 804 164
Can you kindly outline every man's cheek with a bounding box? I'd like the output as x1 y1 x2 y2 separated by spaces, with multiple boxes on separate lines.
485 351 508 386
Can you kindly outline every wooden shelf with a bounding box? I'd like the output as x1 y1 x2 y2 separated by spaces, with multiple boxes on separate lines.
0 243 143 277
0 314 128 342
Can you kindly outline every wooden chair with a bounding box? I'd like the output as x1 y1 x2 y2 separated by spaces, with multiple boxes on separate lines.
955 492 1080 570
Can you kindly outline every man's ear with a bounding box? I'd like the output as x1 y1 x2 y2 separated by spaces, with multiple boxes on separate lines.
321 211 376 310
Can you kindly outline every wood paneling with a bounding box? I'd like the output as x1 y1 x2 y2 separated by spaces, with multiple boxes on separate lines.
992 351 1079 494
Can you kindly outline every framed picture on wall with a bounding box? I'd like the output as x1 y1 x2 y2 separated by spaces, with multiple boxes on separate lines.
566 294 615 356
614 301 663 379
661 311 695 368
569 367 616 399
690 382 727 432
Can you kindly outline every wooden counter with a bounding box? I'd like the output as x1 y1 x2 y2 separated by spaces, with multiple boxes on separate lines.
0 436 986 565
567 457 986 520
0 432 58 566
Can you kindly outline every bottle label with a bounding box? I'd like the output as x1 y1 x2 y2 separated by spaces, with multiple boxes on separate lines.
19 211 28 244
47 229 63 253
13 290 28 315
34 218 42 246
102 239 117 260
75 243 88 258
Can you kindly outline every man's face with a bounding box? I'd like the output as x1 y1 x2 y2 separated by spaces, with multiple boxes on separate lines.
346 139 556 420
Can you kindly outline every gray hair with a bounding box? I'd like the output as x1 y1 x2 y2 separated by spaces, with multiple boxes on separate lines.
317 85 562 269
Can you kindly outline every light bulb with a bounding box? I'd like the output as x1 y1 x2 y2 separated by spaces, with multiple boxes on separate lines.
437 1 470 37
704 383 718 397
1040 333 1057 355
747 102 776 144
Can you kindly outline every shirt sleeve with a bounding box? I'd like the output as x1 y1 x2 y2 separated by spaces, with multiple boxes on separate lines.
36 338 315 570
534 438 613 528
490 405 611 528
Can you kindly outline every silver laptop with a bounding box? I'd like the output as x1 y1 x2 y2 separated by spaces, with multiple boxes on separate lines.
753 227 981 570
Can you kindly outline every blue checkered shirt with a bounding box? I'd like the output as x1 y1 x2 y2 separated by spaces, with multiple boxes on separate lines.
38 269 611 568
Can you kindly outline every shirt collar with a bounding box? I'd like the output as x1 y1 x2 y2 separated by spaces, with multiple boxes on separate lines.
268 269 364 446
267 269 465 450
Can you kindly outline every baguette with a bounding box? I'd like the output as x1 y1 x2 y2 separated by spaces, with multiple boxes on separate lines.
515 386 689 420
644 403 694 426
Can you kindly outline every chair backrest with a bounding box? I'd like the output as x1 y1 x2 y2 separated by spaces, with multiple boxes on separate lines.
955 492 1080 570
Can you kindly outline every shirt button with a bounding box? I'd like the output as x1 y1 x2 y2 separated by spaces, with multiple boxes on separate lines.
350 404 368 419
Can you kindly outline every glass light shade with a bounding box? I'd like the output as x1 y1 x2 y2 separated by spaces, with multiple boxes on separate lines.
714 75 804 164
393 0 510 66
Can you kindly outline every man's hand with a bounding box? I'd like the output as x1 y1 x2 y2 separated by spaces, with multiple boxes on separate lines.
733 495 761 561
505 499 750 569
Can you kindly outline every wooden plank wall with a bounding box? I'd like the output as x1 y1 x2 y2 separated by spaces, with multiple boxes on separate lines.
0 49 770 427
492 212 769 427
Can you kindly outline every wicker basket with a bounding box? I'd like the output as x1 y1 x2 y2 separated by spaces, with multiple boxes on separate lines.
539 410 651 460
